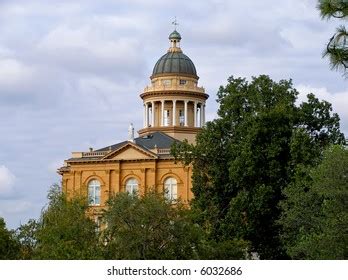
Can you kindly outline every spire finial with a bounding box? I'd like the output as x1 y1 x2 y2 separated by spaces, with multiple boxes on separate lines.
172 16 179 30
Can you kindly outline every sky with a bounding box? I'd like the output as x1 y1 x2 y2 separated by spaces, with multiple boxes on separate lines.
0 0 347 229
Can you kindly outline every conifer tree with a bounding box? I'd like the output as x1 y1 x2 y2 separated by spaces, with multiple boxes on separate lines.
318 0 348 76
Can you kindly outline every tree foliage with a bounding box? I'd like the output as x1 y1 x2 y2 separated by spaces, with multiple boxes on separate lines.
172 75 345 259
318 0 348 76
15 219 39 259
15 184 101 260
34 185 101 259
7 184 247 260
102 192 247 259
279 145 348 259
0 217 20 259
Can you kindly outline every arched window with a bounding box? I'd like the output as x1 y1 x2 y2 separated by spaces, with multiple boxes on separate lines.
126 178 138 195
88 179 101 206
164 177 177 200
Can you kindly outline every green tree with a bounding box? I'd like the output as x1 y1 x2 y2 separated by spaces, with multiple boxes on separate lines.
31 184 101 259
0 217 20 259
318 0 348 76
102 192 203 259
102 192 248 259
279 145 348 259
15 219 39 259
172 75 344 259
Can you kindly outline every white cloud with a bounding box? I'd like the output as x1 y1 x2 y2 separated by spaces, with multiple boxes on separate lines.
0 199 32 215
36 23 145 76
0 58 34 87
0 165 16 195
0 45 13 56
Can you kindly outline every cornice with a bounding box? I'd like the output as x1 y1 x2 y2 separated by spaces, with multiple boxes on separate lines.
138 126 202 135
140 91 209 100
101 141 158 160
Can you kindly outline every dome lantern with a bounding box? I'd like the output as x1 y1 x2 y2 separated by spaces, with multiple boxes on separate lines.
169 30 182 50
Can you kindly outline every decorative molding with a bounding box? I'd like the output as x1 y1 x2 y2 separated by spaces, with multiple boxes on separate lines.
82 174 106 186
159 172 183 184
140 91 209 100
101 141 158 160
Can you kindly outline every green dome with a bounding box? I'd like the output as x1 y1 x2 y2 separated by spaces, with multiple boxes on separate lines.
152 52 197 77
169 30 181 40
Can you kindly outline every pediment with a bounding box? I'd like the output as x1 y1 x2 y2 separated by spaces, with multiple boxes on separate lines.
102 142 157 160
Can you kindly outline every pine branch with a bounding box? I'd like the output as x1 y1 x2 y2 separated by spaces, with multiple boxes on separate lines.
323 25 348 74
318 0 348 19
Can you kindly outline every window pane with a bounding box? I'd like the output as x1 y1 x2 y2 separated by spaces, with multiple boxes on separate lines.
88 186 94 205
179 110 184 126
164 110 170 126
164 177 177 200
88 179 101 206
126 178 139 195
172 184 177 199
126 184 132 193
95 186 101 205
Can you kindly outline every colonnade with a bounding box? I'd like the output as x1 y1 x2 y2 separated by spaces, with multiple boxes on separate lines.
143 100 205 128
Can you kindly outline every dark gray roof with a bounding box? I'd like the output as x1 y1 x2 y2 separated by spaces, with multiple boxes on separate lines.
97 132 179 152
152 52 197 77
96 140 128 152
66 132 179 162
134 131 179 150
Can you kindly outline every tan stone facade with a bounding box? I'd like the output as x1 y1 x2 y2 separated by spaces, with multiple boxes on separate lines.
58 29 208 213
60 143 193 206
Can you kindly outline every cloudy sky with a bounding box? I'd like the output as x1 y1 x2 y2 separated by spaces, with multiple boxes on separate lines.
0 0 347 229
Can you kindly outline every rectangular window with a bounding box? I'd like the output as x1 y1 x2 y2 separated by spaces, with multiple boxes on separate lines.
179 79 186 85
164 110 170 126
179 110 184 126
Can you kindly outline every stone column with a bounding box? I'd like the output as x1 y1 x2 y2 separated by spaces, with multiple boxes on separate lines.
200 103 203 127
203 103 206 126
145 103 149 127
173 100 176 126
184 100 188 126
193 101 197 127
151 101 155 127
143 103 146 127
161 100 165 126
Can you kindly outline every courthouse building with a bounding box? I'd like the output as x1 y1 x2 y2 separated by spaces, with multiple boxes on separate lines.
58 29 209 214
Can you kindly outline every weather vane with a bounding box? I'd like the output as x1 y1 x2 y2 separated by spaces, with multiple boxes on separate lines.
172 17 179 30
